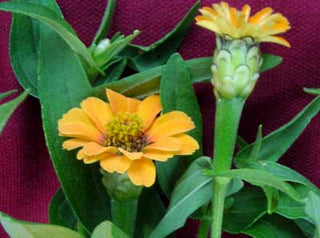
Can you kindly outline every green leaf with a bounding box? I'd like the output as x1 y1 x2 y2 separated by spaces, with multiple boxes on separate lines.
0 212 84 238
156 53 203 196
95 54 282 99
295 219 316 238
304 88 320 95
38 24 110 232
244 161 320 195
223 186 267 233
90 0 115 47
276 185 310 219
250 125 263 162
94 58 127 86
0 1 101 72
9 0 62 97
244 214 306 238
122 1 200 71
134 188 167 238
262 186 280 214
150 157 213 238
49 188 77 230
236 95 320 166
0 89 16 101
91 220 129 238
207 169 304 202
259 54 282 72
305 192 320 237
0 90 29 134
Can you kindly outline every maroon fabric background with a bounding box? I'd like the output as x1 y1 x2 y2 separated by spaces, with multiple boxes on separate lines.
0 0 319 237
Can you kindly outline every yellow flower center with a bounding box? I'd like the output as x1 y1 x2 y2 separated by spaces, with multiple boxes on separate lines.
105 112 146 152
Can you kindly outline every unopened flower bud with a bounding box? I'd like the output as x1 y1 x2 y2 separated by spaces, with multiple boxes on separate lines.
211 36 262 99
101 170 143 202
92 38 111 58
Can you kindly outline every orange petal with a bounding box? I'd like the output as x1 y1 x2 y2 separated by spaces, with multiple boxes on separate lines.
83 153 108 164
62 139 89 150
106 89 140 114
128 158 156 187
144 137 181 151
80 97 113 133
137 95 162 130
173 134 199 155
118 148 143 160
146 111 195 142
142 148 175 162
249 7 273 24
82 142 116 156
58 108 104 143
259 35 291 47
100 154 132 173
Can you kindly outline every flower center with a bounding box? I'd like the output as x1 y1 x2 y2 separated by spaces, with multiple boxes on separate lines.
105 112 146 152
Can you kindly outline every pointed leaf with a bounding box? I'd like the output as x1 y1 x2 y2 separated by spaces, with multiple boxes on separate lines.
304 88 320 95
0 212 83 238
305 192 320 237
236 96 320 166
38 24 110 232
150 157 212 238
0 1 101 72
0 90 29 134
91 0 116 46
9 0 63 97
91 220 129 238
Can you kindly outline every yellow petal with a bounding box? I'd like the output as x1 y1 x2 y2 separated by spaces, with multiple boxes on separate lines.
142 148 175 162
249 7 273 24
137 95 162 130
106 89 140 114
83 153 108 164
146 111 195 142
62 139 89 150
80 97 113 133
100 154 132 173
259 35 291 47
128 158 156 187
173 134 199 155
144 137 181 151
242 4 251 21
118 148 143 160
58 108 104 143
82 142 116 156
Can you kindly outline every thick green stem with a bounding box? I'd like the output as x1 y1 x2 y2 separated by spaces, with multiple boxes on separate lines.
211 98 244 238
197 215 211 238
111 199 138 237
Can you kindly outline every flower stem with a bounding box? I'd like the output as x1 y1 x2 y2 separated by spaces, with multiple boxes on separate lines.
111 199 138 237
211 98 244 238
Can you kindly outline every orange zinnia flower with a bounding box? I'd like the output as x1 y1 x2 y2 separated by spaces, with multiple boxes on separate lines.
58 89 199 187
195 2 291 47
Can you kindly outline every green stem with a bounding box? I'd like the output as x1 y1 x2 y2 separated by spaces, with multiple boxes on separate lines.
211 98 244 238
111 199 138 237
197 215 211 238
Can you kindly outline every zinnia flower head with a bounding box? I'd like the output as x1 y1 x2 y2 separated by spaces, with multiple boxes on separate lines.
58 89 199 187
195 1 291 47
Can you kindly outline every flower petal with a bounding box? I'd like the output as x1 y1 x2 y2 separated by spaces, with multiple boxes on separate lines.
80 97 113 133
142 148 175 162
144 137 181 151
128 158 156 187
137 95 162 130
62 139 89 150
259 35 291 47
58 108 104 143
106 89 140 114
82 142 116 156
173 134 199 155
118 148 143 160
100 154 132 173
146 111 195 142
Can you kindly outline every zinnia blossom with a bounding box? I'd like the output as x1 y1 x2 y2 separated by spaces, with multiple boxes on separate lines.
58 89 199 187
195 2 291 47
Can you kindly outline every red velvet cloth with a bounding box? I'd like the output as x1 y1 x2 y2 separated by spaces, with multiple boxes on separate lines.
0 0 319 237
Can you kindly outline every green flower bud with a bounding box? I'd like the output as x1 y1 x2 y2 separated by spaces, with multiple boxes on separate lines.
101 170 143 202
92 38 111 58
211 36 262 99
